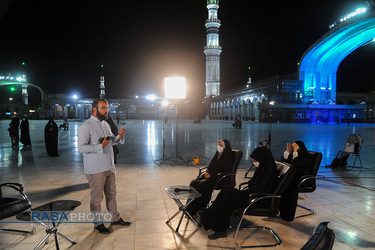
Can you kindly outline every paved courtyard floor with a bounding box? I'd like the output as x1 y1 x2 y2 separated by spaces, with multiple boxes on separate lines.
0 119 375 249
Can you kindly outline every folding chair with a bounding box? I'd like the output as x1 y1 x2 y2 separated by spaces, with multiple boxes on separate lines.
336 134 363 169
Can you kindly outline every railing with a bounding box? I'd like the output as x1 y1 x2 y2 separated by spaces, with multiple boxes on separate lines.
205 18 221 24
204 45 222 50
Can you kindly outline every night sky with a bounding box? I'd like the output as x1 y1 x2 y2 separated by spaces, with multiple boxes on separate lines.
0 0 374 103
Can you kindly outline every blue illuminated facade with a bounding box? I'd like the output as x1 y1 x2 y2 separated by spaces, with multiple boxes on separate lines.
299 11 375 104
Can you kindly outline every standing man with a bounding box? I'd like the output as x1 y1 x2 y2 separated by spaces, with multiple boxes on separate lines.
78 99 131 234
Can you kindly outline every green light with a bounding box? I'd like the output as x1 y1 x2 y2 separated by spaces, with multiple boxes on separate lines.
101 64 104 68
10 87 16 92
248 67 251 70
22 62 26 66
297 62 300 66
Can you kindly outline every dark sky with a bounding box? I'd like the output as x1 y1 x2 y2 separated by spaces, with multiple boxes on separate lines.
0 0 374 102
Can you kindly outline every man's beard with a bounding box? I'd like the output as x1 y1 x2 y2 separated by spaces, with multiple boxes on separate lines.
97 112 108 121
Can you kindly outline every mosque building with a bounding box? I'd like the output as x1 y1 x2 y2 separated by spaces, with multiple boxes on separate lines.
1 1 374 122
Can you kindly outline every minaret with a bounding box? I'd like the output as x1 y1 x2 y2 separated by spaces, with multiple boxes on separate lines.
204 0 222 97
99 64 105 99
100 75 105 99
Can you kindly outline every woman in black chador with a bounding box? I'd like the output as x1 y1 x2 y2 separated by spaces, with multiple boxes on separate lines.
186 139 234 216
20 116 32 146
280 140 312 221
44 118 59 156
200 147 278 239
8 115 20 147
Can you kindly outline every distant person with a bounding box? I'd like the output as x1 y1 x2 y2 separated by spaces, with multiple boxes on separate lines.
78 99 130 234
8 115 20 147
199 147 278 239
186 139 234 216
106 114 120 164
232 114 242 128
44 118 59 156
20 116 32 146
280 140 312 221
59 118 69 130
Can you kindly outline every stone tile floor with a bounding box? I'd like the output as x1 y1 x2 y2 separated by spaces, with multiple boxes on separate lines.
0 119 375 249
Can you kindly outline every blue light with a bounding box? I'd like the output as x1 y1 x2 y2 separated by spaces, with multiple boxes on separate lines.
299 14 375 104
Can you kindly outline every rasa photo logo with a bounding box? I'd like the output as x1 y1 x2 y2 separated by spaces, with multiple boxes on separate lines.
31 211 113 223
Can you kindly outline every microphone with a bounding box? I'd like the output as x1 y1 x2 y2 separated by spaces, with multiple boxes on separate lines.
174 188 193 193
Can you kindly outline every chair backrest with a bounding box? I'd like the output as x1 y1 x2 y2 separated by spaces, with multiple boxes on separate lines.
271 161 296 213
345 134 363 154
243 161 295 216
347 134 363 146
215 149 243 189
0 183 32 220
299 151 323 193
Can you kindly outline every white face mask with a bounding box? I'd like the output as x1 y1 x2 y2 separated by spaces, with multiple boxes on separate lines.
253 161 260 167
217 145 224 154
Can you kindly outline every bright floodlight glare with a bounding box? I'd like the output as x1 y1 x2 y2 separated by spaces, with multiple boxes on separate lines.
164 77 186 99
146 94 156 101
162 100 169 106
73 95 78 99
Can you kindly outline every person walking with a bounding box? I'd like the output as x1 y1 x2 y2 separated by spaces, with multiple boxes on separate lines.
78 99 131 234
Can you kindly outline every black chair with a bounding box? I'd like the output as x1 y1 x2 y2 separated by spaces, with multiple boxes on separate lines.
336 134 363 169
0 182 35 234
198 150 243 207
233 161 295 248
295 151 323 219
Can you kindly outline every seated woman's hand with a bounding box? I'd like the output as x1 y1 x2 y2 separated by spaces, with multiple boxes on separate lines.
204 172 211 179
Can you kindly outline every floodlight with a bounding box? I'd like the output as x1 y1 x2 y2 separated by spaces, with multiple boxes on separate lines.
155 76 187 166
164 77 186 99
146 94 156 101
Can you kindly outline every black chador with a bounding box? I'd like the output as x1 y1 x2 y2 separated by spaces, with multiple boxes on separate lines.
20 116 32 146
44 118 59 156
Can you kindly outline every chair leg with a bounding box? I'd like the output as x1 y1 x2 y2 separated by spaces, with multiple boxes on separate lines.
234 226 281 248
350 155 363 169
295 204 316 219
234 215 281 248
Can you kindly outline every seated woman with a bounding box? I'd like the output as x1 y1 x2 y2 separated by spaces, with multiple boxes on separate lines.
280 140 313 221
186 139 234 216
199 147 278 239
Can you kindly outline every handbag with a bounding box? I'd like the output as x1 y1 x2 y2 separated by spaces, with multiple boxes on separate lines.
300 221 335 250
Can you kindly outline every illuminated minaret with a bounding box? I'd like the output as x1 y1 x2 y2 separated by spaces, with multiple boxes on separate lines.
99 65 105 99
204 0 221 97
100 75 105 99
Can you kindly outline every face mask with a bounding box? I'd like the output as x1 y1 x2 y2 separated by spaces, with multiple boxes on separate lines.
253 162 260 167
217 145 224 154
